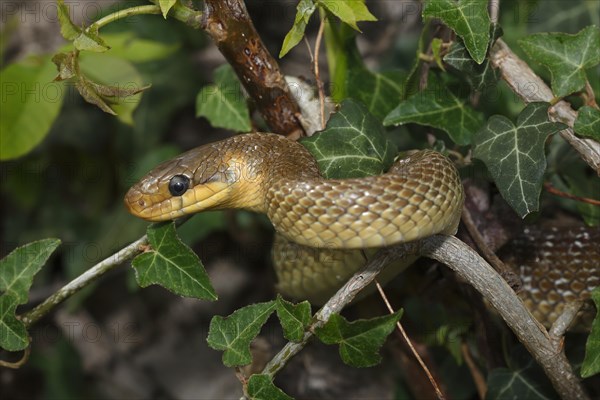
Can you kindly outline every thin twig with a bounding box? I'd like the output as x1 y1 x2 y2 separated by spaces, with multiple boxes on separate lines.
544 182 600 206
549 301 584 341
374 281 445 400
583 80 598 108
461 205 522 291
20 235 149 327
489 0 500 25
461 342 487 399
314 16 327 130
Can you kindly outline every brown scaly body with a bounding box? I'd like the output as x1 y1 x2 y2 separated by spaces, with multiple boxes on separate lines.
499 226 599 328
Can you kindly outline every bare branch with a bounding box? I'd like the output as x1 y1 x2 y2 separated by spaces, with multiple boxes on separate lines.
21 235 149 327
262 235 590 400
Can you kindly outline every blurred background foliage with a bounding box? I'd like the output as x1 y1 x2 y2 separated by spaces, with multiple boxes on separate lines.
0 0 598 399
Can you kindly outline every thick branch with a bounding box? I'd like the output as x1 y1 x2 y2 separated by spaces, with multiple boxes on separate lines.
202 0 305 138
262 236 589 400
489 39 600 174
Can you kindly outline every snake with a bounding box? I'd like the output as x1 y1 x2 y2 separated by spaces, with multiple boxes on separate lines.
124 133 598 328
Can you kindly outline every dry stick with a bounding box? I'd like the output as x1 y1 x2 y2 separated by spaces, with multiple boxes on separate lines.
544 182 600 206
489 39 600 175
262 236 590 400
374 281 446 400
313 17 327 130
461 342 487 399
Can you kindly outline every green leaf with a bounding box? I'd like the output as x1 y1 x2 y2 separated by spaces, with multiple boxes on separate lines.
57 0 80 40
423 0 490 64
473 102 567 217
444 24 502 91
280 0 316 58
247 374 294 400
486 346 557 400
159 0 177 19
0 295 28 351
519 25 600 98
384 76 484 145
132 222 217 300
0 55 65 160
196 64 251 132
73 26 110 53
315 310 402 367
324 20 361 102
581 287 600 378
574 106 600 142
207 301 276 367
320 0 377 31
346 69 406 120
0 239 61 303
275 295 311 342
301 99 396 179
248 374 293 400
102 32 179 62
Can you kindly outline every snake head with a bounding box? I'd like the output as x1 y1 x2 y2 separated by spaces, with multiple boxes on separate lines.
124 143 250 221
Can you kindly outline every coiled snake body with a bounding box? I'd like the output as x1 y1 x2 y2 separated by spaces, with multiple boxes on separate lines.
125 133 598 327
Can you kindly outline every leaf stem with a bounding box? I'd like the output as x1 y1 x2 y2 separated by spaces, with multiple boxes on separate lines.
544 181 600 205
89 5 162 32
20 235 149 327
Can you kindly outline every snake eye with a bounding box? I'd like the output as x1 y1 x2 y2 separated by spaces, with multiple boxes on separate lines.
168 175 190 196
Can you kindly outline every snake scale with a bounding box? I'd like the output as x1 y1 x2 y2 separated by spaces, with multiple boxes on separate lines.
125 133 598 327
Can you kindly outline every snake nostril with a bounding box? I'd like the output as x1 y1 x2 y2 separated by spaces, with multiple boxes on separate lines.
138 199 146 207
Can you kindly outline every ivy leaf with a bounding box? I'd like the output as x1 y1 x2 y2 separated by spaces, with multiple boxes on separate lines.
1 55 65 160
320 0 377 31
196 64 251 132
487 364 557 400
207 301 276 367
346 68 406 120
519 25 600 98
280 0 316 57
0 295 28 351
315 310 402 367
132 222 217 300
581 287 600 378
473 102 567 217
423 0 490 64
301 99 396 179
275 295 311 342
444 24 502 91
384 76 484 145
247 374 294 400
574 106 600 142
0 239 61 303
159 0 177 19
57 0 80 40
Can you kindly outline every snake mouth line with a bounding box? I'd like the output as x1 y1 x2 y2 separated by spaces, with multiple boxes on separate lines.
124 181 233 221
